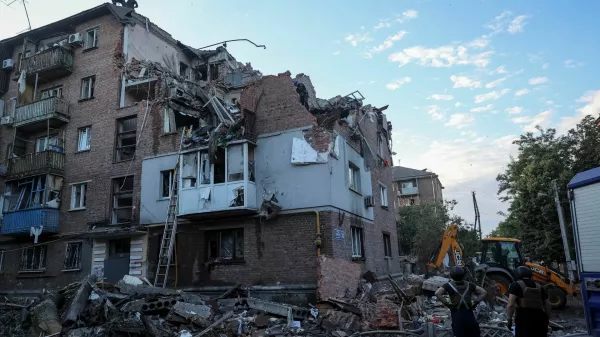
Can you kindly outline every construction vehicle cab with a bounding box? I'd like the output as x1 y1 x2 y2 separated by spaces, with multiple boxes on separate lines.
479 237 524 294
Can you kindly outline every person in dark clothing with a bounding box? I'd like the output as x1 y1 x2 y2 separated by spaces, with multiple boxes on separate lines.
506 266 551 337
435 266 487 337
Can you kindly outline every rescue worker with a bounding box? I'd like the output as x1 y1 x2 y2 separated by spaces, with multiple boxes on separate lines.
435 266 487 337
506 266 551 337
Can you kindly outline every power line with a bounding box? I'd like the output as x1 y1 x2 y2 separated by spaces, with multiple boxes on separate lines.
21 0 32 31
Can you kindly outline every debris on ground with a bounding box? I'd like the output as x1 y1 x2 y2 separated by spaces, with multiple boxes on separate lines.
0 272 588 336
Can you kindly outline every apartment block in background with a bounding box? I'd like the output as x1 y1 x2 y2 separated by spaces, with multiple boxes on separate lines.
392 166 443 207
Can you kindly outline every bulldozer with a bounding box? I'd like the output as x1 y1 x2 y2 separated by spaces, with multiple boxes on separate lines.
427 224 576 309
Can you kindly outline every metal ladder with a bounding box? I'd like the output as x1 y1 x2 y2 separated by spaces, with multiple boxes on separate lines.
153 127 190 288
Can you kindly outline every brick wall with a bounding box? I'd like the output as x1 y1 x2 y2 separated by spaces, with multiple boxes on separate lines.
316 255 361 300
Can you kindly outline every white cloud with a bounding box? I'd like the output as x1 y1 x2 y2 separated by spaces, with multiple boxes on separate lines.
512 110 553 132
402 10 418 19
374 20 392 30
461 130 478 138
564 59 585 68
507 15 530 34
557 90 600 134
542 63 550 70
389 45 493 68
333 51 340 55
505 106 523 115
491 65 508 75
515 88 530 97
485 77 506 88
455 102 462 107
450 75 481 88
344 32 372 46
467 37 489 49
529 77 549 85
426 105 446 121
471 104 493 113
528 52 544 63
428 94 454 101
371 31 407 53
474 89 510 103
445 113 475 128
385 77 412 90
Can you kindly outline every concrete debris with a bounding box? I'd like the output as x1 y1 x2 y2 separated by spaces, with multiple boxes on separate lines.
0 272 587 336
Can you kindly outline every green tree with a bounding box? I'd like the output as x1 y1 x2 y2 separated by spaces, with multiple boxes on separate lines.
495 115 600 264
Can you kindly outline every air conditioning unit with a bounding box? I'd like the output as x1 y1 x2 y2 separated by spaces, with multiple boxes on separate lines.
68 33 84 46
0 116 13 125
364 195 374 208
2 59 14 70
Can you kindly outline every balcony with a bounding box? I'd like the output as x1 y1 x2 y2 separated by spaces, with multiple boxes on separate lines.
1 208 59 235
6 151 65 180
19 47 74 83
400 186 419 196
12 97 69 130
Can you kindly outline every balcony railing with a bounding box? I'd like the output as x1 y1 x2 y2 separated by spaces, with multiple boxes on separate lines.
400 186 419 196
6 151 65 180
20 47 74 81
1 208 59 235
12 97 69 128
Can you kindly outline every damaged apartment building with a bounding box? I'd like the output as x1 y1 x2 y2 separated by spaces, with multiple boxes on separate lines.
0 2 399 297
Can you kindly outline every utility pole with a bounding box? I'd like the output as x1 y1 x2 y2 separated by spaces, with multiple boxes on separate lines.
552 179 576 281
472 191 481 240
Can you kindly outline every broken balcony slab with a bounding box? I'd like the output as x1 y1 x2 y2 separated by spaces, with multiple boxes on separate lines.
125 77 158 100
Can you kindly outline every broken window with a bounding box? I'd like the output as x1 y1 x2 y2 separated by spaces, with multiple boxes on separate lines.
351 227 363 258
197 64 207 81
227 145 244 182
160 170 176 198
35 135 59 152
209 63 219 81
163 108 176 133
206 228 244 261
112 176 134 224
248 145 255 182
109 238 131 257
0 250 5 272
179 62 189 79
70 182 87 210
77 126 91 151
63 242 82 270
379 184 388 208
40 85 62 99
20 245 47 272
409 199 415 206
199 151 210 185
182 153 198 188
214 148 226 184
80 76 96 100
116 116 137 162
84 27 99 49
377 133 384 157
348 162 361 192
383 233 392 257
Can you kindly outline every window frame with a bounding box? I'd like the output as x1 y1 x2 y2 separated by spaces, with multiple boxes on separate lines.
383 233 392 258
70 182 87 210
0 249 5 272
348 161 361 193
111 176 134 224
77 126 91 152
19 245 47 272
80 75 96 100
377 132 384 157
351 226 364 258
379 183 388 208
84 27 99 50
160 170 177 199
63 241 83 271
206 228 244 262
115 116 137 162
40 85 63 99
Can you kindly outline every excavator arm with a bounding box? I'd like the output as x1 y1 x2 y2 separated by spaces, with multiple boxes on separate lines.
427 224 465 269
526 261 575 295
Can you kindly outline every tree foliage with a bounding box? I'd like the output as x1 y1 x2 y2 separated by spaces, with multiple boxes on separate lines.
495 115 600 263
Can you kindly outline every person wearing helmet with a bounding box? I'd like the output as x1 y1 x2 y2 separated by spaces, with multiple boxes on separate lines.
506 266 551 337
435 266 487 337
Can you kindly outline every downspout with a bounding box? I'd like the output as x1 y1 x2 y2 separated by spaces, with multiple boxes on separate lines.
314 211 321 256
431 174 436 203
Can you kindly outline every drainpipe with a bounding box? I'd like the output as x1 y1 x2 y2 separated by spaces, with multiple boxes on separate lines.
314 211 321 256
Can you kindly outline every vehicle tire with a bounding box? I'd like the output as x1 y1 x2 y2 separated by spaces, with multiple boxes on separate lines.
546 286 567 309
487 274 512 296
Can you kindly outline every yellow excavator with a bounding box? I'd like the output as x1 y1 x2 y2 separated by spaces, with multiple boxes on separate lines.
427 224 576 309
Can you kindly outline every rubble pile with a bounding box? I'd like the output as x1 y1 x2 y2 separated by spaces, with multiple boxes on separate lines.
0 273 589 336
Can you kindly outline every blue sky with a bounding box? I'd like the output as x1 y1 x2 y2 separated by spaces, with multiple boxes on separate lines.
2 0 600 233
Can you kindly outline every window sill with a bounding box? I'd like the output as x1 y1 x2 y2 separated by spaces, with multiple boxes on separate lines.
78 97 95 103
75 149 91 154
18 270 45 274
161 132 178 137
69 208 86 212
82 46 99 53
114 159 135 164
352 257 366 262
349 187 362 196
62 268 81 272
208 260 245 266
381 206 389 211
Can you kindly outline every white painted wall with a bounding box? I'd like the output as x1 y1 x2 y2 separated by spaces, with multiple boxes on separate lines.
573 183 600 272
